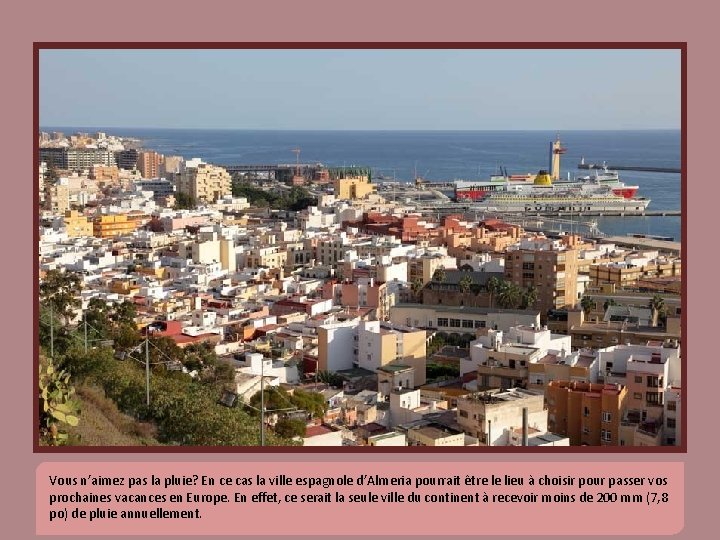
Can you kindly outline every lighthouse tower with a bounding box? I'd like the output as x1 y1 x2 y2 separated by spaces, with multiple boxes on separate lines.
548 135 567 181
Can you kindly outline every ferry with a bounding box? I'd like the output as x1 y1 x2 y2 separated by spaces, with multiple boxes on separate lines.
454 137 640 201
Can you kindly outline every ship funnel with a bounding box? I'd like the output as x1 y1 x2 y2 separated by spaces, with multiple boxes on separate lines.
534 170 553 186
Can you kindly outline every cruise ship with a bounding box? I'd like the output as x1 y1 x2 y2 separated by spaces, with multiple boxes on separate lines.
454 137 641 202
470 178 651 214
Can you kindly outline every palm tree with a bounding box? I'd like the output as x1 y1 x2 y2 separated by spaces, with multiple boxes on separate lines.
649 294 666 327
497 282 523 309
410 278 424 302
603 298 617 312
522 285 538 310
458 274 474 294
486 276 501 308
580 296 595 319
432 265 446 283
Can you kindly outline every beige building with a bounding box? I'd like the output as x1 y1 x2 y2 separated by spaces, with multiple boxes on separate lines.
358 321 427 386
334 175 376 200
407 425 465 446
45 181 70 214
63 210 93 237
178 159 231 203
456 388 547 446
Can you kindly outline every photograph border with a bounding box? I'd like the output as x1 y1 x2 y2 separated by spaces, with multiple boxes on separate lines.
33 41 687 454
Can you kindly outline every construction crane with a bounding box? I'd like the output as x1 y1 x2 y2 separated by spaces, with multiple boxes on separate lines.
291 147 303 185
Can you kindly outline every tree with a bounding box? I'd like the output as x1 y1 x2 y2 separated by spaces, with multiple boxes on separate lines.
432 265 446 283
649 294 666 327
274 417 307 439
458 274 474 294
522 285 538 310
497 282 523 309
410 278 424 302
174 191 197 210
603 298 617 312
580 296 595 318
40 269 82 325
486 276 501 308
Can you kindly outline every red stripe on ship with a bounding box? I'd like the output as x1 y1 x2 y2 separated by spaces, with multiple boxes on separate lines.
612 187 638 199
455 189 487 201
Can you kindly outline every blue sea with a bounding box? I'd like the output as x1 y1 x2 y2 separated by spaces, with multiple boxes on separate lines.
43 128 682 240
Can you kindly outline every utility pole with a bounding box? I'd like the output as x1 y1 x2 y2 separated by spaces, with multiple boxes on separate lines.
49 304 54 360
83 310 88 354
145 336 150 407
260 358 265 446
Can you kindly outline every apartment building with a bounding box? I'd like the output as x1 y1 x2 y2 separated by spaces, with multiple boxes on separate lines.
63 210 93 237
456 388 547 446
358 321 427 385
177 159 231 203
504 236 579 319
546 381 627 446
137 150 163 179
93 214 141 238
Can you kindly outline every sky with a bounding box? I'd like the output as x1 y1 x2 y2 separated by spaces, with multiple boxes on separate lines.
39 48 681 130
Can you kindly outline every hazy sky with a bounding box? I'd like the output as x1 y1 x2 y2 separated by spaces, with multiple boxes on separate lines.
39 49 681 130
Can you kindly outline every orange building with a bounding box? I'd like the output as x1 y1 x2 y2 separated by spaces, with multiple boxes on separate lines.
546 381 627 446
93 214 141 238
137 151 163 179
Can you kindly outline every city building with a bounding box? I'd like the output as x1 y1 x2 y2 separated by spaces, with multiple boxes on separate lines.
334 175 376 200
546 381 627 446
177 159 232 203
137 150 163 179
504 235 580 319
358 321 427 385
456 388 547 446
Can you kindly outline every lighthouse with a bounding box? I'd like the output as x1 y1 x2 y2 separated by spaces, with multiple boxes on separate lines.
548 135 566 181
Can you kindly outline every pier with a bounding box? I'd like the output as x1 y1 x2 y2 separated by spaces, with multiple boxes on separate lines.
577 162 680 174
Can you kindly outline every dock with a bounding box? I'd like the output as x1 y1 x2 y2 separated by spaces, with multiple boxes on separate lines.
577 162 680 174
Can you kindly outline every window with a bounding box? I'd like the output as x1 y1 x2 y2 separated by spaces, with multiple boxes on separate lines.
633 392 642 400
601 430 612 442
602 411 612 423
459 410 468 418
582 427 590 435
634 376 642 384
647 376 660 387
646 392 660 405
474 320 486 328
667 400 677 411
666 418 676 429
450 319 461 328
462 320 474 328
583 406 590 417
620 440 625 446
437 318 449 327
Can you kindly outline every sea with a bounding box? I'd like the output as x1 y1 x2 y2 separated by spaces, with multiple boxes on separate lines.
43 128 682 241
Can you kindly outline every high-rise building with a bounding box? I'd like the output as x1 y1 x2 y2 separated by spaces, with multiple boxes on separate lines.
115 149 139 171
137 150 163 179
177 159 231 204
39 148 116 170
504 236 579 319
